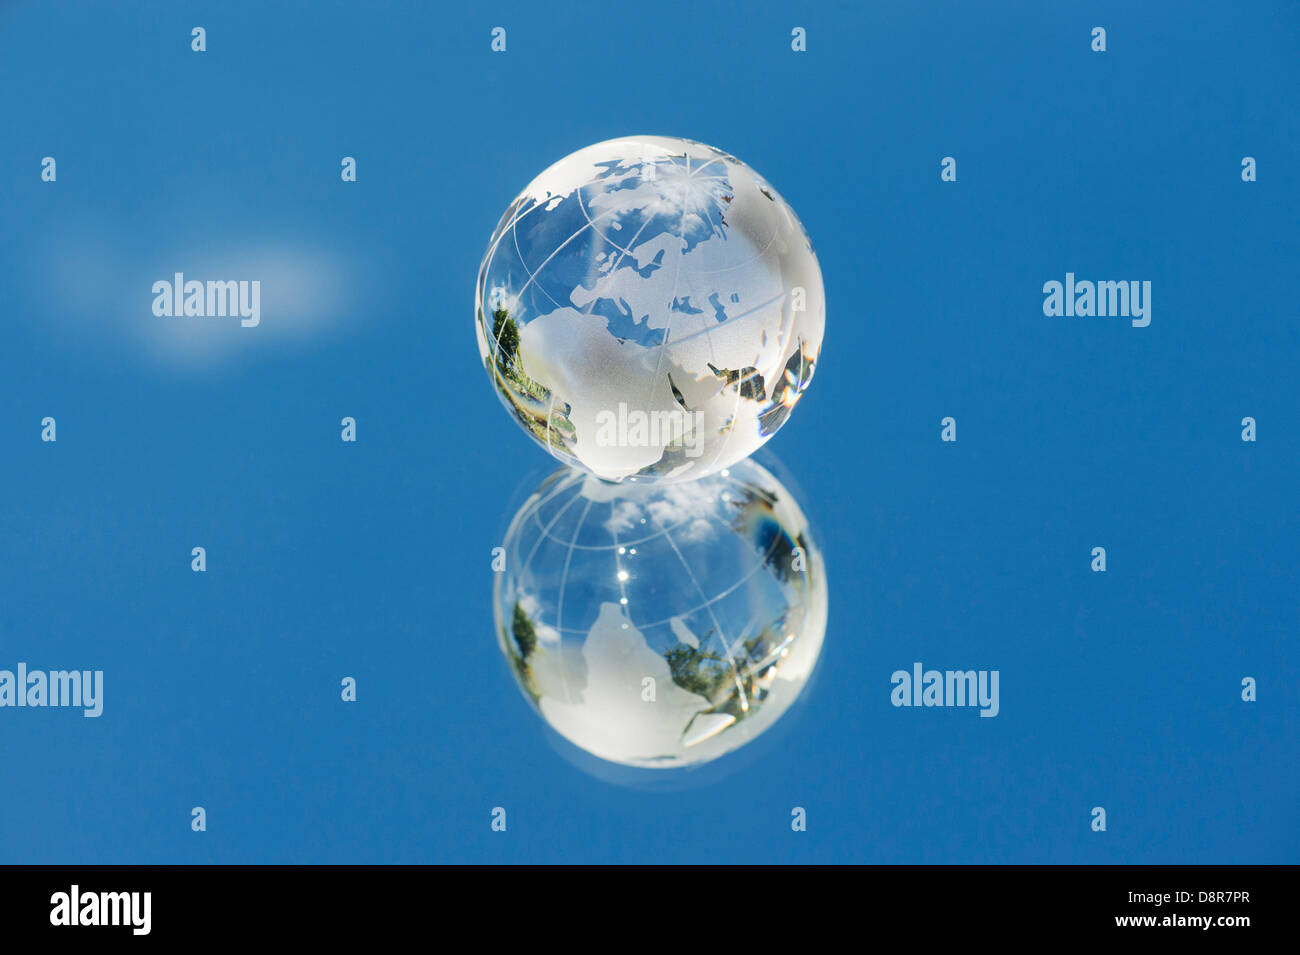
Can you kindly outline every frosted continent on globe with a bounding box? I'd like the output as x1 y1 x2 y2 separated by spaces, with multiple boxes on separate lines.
476 136 825 484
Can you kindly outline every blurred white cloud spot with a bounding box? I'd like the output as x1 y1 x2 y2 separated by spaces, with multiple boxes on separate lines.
24 219 366 371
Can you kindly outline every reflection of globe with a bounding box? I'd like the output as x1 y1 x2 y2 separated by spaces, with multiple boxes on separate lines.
494 457 827 768
476 136 825 484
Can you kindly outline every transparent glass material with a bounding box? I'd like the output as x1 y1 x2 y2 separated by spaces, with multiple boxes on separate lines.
494 457 827 768
476 136 825 484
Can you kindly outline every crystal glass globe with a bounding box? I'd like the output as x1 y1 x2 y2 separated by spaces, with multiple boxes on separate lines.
494 457 827 768
476 136 825 484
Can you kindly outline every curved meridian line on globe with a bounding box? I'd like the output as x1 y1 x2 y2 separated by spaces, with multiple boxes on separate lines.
485 191 624 390
477 194 542 355
515 472 800 632
497 456 825 766
488 319 815 485
647 508 752 712
627 147 748 459
498 191 648 330
564 170 801 470
680 204 802 276
519 485 588 585
516 473 586 538
570 173 736 265
525 548 793 636
706 334 807 480
502 204 566 457
547 150 732 266
622 427 759 699
573 189 659 318
692 249 789 474
551 496 596 705
479 138 825 485
525 506 714 552
569 172 733 293
699 352 761 482
484 176 648 358
484 217 569 360
575 175 800 284
510 218 570 318
486 373 580 471
499 172 677 360
770 320 815 405
478 166 645 271
568 157 773 278
692 284 810 474
655 289 788 352
514 486 591 662
480 196 545 273
488 159 785 367
563 153 798 281
478 342 582 474
520 470 782 552
639 158 697 455
701 297 809 476
477 190 584 342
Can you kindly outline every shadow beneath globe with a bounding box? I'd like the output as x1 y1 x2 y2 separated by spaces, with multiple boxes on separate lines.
492 450 828 790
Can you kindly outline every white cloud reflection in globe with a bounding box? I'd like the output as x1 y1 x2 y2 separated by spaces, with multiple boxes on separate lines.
476 136 825 484
494 458 827 768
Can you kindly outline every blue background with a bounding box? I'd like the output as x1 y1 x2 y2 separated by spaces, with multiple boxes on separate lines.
1 0 1296 863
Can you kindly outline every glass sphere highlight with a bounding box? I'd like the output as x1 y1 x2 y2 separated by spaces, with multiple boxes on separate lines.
494 458 827 768
476 136 825 484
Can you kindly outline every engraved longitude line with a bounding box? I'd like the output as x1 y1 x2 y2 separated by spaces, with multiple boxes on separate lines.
513 223 569 317
577 175 735 259
553 497 595 703
521 482 587 587
666 290 786 349
650 507 749 712
482 167 644 267
687 209 784 276
486 199 558 359
482 198 543 272
523 484 583 548
576 185 656 317
549 541 774 633
526 473 583 523
647 153 743 400
528 507 695 550
675 153 733 375
485 199 543 359
505 479 589 710
495 198 630 451
701 213 800 473
482 166 732 356
703 371 751 476
502 195 630 318
641 154 692 447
